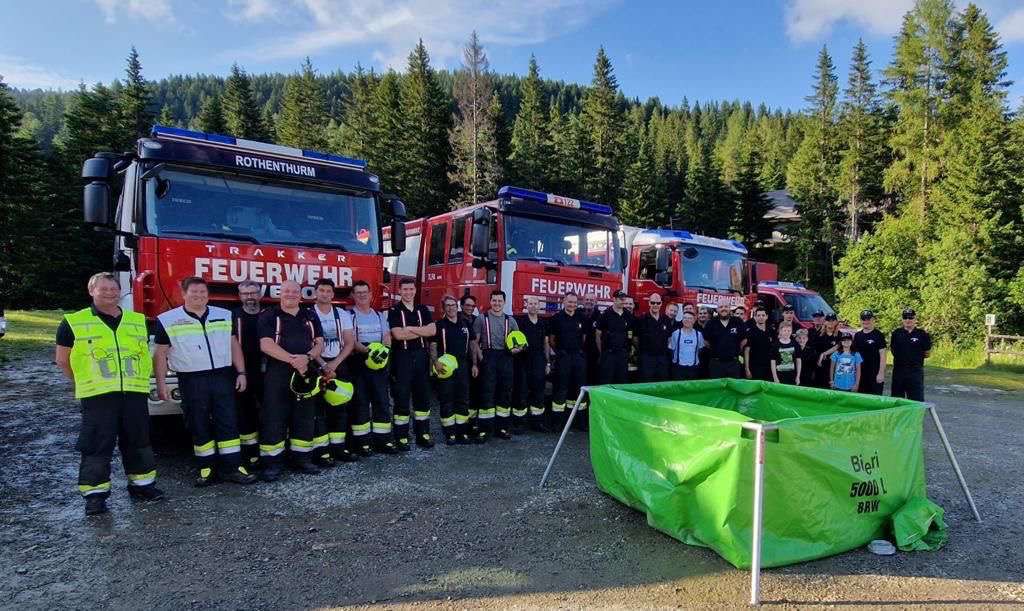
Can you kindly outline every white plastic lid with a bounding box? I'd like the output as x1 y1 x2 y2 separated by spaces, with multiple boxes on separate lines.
868 539 896 555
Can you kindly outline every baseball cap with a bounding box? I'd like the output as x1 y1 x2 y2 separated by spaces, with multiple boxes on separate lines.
824 313 838 321
840 332 854 341
902 308 916 319
613 290 628 299
782 304 795 312
860 309 875 320
812 310 825 318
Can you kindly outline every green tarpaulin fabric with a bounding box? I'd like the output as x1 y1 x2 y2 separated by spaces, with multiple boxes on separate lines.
588 379 929 568
892 496 948 551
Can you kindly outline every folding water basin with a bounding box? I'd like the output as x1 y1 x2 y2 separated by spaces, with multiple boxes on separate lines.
588 379 927 568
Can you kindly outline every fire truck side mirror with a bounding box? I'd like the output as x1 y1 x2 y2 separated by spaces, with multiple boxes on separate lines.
384 195 407 254
470 208 491 259
82 156 113 226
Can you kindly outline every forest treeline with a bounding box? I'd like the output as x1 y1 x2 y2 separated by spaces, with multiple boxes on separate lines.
3 0 1023 346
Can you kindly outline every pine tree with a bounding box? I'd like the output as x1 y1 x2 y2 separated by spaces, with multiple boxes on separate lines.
618 110 657 226
223 63 267 140
508 56 550 188
837 40 888 241
194 94 227 134
156 105 175 127
717 107 750 186
549 106 590 198
366 71 405 192
731 150 773 247
398 40 453 217
448 32 499 206
489 93 510 186
581 47 624 204
277 58 329 150
118 46 155 148
787 46 842 289
336 64 378 159
883 0 955 218
923 4 1021 344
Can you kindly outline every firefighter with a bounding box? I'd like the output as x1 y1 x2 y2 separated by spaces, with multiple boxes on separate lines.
665 302 680 330
581 291 600 386
853 310 887 395
702 302 746 378
634 294 673 382
743 306 775 382
388 278 436 450
472 290 524 441
154 276 256 486
459 294 482 439
548 292 587 429
809 310 826 341
310 278 356 466
257 280 324 481
596 291 633 384
514 295 551 432
233 280 264 469
56 273 165 516
431 295 476 445
349 280 396 455
813 313 843 388
890 308 932 402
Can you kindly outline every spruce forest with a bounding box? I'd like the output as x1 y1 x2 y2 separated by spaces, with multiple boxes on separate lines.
3 0 1024 349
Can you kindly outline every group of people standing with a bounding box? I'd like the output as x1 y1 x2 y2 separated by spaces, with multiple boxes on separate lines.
55 271 932 517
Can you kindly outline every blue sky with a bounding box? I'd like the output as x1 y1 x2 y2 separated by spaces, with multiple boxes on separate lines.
5 0 1024 110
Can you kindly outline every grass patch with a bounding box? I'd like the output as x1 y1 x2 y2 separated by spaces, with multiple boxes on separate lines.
922 340 1024 392
0 310 65 364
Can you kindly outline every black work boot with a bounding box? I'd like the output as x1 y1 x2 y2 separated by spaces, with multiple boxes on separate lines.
84 496 109 516
335 447 359 462
222 466 257 485
195 467 216 487
293 459 321 475
416 433 435 448
376 441 399 455
496 428 512 440
128 485 166 502
396 437 411 452
260 464 283 482
357 444 374 457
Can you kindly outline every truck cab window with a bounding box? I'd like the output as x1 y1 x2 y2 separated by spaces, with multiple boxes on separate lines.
449 216 466 263
638 247 657 280
428 222 447 266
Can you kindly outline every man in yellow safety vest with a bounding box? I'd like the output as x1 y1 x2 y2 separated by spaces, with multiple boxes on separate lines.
55 272 165 516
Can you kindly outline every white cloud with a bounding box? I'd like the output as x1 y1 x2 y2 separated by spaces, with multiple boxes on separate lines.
227 0 618 69
0 55 86 90
226 0 278 22
94 0 174 24
784 0 915 42
997 7 1024 42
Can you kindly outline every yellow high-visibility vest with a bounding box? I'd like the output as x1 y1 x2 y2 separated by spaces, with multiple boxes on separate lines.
65 307 151 399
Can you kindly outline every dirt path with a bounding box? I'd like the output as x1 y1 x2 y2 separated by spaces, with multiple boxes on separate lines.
1 350 1021 609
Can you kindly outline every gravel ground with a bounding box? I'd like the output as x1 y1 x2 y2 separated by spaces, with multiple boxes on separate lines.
1 349 1022 609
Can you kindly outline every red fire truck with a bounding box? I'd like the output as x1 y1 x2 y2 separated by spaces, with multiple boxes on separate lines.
387 186 624 315
81 125 407 414
755 280 838 329
622 227 770 315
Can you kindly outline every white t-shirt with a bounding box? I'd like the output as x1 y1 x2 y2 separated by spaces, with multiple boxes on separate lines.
314 305 353 359
669 327 704 366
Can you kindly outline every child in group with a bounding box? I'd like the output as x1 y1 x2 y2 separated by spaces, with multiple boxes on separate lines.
794 328 816 387
771 322 801 385
830 333 862 391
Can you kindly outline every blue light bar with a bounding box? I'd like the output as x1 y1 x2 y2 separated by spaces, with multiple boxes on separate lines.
151 124 368 170
498 185 613 215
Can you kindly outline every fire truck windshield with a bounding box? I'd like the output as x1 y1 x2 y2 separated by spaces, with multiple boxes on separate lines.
679 245 744 293
503 215 621 271
143 167 380 253
783 292 836 321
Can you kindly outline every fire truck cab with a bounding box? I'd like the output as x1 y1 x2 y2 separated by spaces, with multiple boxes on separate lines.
623 227 762 315
755 280 837 329
81 125 407 414
388 186 624 316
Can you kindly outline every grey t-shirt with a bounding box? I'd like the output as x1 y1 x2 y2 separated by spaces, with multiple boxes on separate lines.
472 311 519 350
